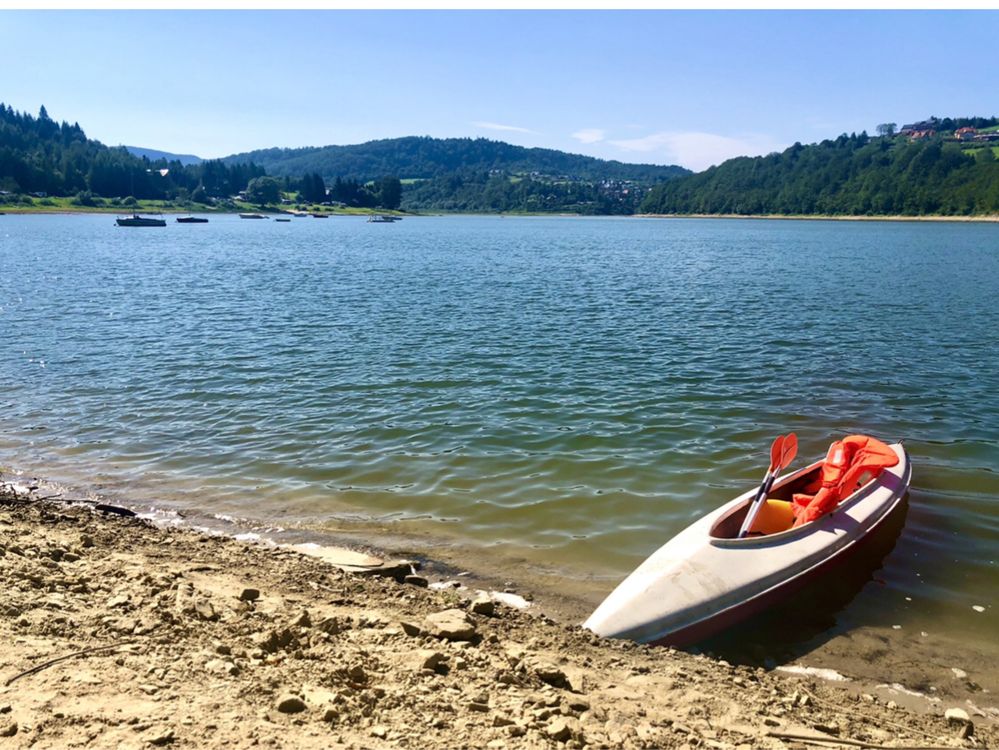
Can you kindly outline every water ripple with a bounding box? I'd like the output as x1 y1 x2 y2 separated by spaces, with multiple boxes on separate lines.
2 213 999 642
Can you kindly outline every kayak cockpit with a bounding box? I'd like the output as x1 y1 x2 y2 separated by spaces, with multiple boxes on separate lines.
709 443 900 542
709 461 824 540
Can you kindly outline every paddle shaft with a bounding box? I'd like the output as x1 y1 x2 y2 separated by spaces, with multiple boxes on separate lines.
737 438 783 539
738 434 797 538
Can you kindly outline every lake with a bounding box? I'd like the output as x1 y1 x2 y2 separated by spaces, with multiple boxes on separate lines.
1 213 997 697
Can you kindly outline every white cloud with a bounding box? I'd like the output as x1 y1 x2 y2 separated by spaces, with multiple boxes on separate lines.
608 131 786 172
571 128 606 144
472 121 535 134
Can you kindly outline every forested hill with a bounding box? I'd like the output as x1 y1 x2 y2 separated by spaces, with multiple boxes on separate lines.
0 103 263 201
640 125 999 217
222 136 689 184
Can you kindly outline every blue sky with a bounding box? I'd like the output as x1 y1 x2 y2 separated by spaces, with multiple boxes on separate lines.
3 10 997 171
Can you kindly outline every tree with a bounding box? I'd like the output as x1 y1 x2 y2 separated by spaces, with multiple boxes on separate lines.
876 123 897 138
246 176 281 205
377 175 402 209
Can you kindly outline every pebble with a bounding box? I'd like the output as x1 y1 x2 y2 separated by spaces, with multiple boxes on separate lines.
239 588 260 602
0 721 17 738
972 605 985 613
546 718 572 742
423 609 477 641
145 727 175 746
951 668 968 679
413 649 447 672
470 593 495 616
276 694 307 714
205 658 240 676
531 660 569 688
945 707 970 724
404 574 428 587
194 599 218 621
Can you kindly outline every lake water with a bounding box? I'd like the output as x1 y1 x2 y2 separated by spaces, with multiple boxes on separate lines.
2 213 997 697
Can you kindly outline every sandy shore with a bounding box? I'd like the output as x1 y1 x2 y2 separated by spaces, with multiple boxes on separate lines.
2 482 994 750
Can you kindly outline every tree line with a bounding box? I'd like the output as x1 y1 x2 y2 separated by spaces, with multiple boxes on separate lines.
640 130 999 216
0 103 266 202
223 135 689 184
0 103 404 209
400 169 647 214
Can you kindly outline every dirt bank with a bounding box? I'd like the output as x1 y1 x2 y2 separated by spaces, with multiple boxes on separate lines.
1 484 994 749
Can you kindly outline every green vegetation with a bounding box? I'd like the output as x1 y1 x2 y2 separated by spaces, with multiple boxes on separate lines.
223 136 689 214
641 125 999 217
223 135 688 183
0 103 404 212
399 170 649 214
7 103 999 219
0 103 266 203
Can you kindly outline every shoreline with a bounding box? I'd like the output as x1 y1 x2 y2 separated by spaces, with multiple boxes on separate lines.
635 212 999 223
2 484 995 749
5 205 999 222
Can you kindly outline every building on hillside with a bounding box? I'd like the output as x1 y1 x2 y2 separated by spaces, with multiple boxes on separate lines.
909 130 936 141
900 120 937 136
973 133 999 142
955 127 977 141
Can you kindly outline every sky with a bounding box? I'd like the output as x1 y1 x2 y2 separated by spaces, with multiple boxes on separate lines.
2 9 998 171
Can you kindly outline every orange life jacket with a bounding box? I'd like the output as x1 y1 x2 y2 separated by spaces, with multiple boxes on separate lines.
791 435 899 527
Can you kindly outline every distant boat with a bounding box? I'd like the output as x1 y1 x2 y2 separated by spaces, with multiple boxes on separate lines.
116 213 166 227
367 215 399 223
176 216 209 224
275 218 291 222
239 213 267 219
311 213 329 219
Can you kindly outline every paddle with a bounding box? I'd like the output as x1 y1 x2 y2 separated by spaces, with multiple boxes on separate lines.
737 433 798 538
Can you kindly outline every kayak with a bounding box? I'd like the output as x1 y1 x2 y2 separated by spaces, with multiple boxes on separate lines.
584 440 911 647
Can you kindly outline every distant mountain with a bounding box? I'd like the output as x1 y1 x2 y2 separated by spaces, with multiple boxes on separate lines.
221 136 689 184
125 146 202 166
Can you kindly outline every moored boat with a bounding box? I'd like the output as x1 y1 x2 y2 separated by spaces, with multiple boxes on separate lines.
275 218 291 222
239 213 267 219
116 213 166 227
584 436 911 647
311 213 329 218
367 214 399 223
176 216 209 223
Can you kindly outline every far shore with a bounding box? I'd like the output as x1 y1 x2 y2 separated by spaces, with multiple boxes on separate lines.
0 203 410 218
636 212 999 223
4 204 999 222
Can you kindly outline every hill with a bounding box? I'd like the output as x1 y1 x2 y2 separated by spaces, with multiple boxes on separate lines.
640 118 999 217
222 136 688 184
125 145 203 166
0 102 263 204
223 136 688 213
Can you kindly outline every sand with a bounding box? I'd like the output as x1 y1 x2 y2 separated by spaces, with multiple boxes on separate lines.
1 482 995 750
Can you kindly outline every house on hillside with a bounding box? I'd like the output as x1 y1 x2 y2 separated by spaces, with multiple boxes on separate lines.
900 120 937 136
909 129 936 141
955 127 977 141
974 133 999 142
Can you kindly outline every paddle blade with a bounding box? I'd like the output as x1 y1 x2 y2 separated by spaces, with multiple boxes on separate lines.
779 432 798 471
768 434 785 473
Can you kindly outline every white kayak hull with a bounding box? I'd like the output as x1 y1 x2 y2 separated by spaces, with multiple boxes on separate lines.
584 443 911 647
